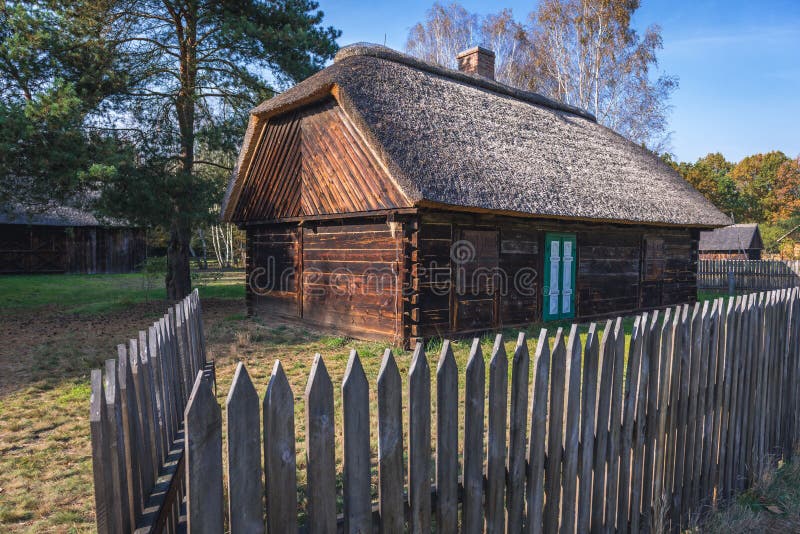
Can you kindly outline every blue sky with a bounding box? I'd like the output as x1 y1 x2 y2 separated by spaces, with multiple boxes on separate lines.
317 0 800 163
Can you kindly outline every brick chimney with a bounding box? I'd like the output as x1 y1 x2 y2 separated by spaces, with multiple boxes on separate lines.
456 46 495 80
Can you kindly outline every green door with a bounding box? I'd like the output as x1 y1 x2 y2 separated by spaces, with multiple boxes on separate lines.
543 233 577 321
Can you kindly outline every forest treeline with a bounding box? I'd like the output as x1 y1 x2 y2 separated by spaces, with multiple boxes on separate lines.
665 151 800 252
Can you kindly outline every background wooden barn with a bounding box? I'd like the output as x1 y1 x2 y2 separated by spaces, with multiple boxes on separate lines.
223 44 730 344
699 223 763 260
0 204 146 274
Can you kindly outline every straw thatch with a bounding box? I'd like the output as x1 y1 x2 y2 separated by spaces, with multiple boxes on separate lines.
0 202 127 227
223 43 730 227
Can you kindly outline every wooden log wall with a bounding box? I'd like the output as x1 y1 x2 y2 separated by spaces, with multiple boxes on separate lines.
246 211 699 344
247 219 409 341
246 224 300 318
301 221 403 340
410 210 698 339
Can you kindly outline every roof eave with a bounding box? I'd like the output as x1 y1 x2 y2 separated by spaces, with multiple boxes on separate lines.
415 199 730 229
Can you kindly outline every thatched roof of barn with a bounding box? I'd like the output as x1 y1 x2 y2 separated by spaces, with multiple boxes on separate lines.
223 43 730 227
0 202 128 227
699 224 763 252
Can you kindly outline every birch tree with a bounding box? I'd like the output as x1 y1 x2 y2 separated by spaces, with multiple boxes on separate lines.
405 0 677 152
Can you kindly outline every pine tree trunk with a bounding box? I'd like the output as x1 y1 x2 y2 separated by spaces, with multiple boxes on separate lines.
166 217 192 300
166 3 197 301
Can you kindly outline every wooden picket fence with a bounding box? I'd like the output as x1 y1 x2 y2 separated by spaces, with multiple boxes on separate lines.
177 288 800 533
698 259 800 291
89 289 211 534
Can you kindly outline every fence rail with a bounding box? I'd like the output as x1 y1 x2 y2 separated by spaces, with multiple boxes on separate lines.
698 259 800 291
177 288 800 533
89 289 210 534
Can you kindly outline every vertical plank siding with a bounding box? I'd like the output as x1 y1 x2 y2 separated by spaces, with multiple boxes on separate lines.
93 288 800 533
0 224 146 274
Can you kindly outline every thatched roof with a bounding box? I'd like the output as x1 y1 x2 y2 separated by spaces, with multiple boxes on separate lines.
223 43 730 227
699 224 763 252
0 202 128 227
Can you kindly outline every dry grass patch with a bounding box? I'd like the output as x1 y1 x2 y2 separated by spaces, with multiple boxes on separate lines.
697 460 800 533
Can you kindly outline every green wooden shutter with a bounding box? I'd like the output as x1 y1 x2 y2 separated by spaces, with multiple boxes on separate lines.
543 234 561 321
543 233 576 321
560 234 576 319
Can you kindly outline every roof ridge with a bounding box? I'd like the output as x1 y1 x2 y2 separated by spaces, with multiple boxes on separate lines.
335 43 597 122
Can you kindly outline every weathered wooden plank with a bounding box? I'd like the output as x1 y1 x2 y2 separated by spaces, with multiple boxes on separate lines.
306 354 337 533
185 371 224 534
751 293 767 478
562 325 583 534
342 350 372 534
786 290 800 455
139 330 164 469
173 304 192 404
90 369 113 534
690 299 711 513
226 363 264 534
700 301 721 505
486 335 508 534
664 305 688 528
709 298 728 502
117 343 143 526
264 360 298 534
408 343 431 534
157 317 177 448
377 349 404 533
590 320 615 533
436 341 458 534
103 359 130 533
129 338 155 498
730 296 750 491
577 324 598 533
463 338 485 533
723 297 743 498
670 302 691 526
544 329 567 533
148 324 169 463
526 329 551 534
739 295 757 490
617 315 644 534
681 302 704 523
641 310 663 528
630 312 655 534
192 290 207 365
604 318 626 533
651 307 675 530
507 332 530 534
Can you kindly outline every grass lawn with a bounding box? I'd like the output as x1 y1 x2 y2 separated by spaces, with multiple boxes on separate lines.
0 271 666 531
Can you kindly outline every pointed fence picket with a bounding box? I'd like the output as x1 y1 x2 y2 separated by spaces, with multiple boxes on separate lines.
92 288 800 533
89 290 211 534
698 259 800 291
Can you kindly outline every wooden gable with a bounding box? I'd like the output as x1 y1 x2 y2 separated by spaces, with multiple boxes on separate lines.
230 99 408 222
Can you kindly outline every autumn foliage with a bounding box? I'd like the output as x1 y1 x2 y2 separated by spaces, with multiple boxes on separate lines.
668 152 800 225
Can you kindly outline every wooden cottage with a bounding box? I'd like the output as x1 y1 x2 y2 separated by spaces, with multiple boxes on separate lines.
0 203 146 274
699 223 763 260
222 44 730 344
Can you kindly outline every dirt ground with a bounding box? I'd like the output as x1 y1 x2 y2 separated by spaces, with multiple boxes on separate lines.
0 297 244 532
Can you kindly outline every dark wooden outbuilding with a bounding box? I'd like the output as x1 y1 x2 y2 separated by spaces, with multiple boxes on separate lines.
222 44 730 344
0 204 146 274
699 223 763 260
